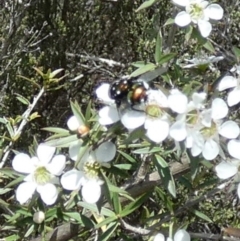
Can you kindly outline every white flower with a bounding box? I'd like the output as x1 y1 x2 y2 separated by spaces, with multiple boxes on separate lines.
121 89 170 143
196 98 239 160
61 141 116 204
218 67 240 107
169 92 206 142
172 0 223 38
95 83 120 125
182 55 224 69
154 229 190 241
12 144 66 205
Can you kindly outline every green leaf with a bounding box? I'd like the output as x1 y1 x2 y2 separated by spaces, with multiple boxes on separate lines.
85 100 92 121
135 0 156 12
164 18 174 26
120 193 151 217
185 25 193 42
97 222 118 241
24 224 34 237
191 209 212 222
44 134 78 147
157 53 176 65
203 40 215 53
78 202 115 217
232 46 240 62
70 101 86 125
130 63 156 77
118 150 137 164
155 154 168 168
5 121 15 139
153 155 176 198
131 61 147 68
49 68 64 79
15 94 30 105
95 216 118 229
138 66 168 82
42 127 69 135
0 188 12 195
5 235 20 241
63 212 83 223
133 146 164 154
112 192 121 214
114 163 133 170
154 32 162 64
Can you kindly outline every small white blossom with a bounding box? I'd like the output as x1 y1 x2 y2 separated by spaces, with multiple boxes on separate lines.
169 92 206 142
190 98 239 160
12 144 66 205
172 0 223 37
121 89 170 143
61 142 116 204
154 229 190 241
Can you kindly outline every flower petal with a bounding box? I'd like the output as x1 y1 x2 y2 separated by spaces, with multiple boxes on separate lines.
219 121 240 139
61 169 83 190
99 106 120 125
170 121 187 141
16 182 36 204
201 109 212 127
81 180 101 204
37 183 58 205
12 153 34 174
192 92 206 107
69 141 82 161
47 155 66 176
67 115 82 131
154 233 165 241
206 4 223 20
95 142 116 163
174 229 190 241
218 76 237 91
121 110 145 129
168 90 188 114
227 89 240 107
198 20 212 38
37 143 56 165
145 119 169 143
228 140 240 159
95 83 115 104
175 11 191 27
215 161 238 179
211 98 228 120
202 139 219 160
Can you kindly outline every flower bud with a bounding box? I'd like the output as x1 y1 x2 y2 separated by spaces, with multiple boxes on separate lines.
33 211 45 224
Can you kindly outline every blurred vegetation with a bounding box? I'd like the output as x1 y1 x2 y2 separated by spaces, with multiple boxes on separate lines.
1 0 240 240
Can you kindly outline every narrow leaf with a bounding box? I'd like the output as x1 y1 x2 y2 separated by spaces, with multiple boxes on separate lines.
136 0 156 12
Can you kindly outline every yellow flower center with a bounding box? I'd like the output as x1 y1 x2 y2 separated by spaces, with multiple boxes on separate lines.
145 104 162 118
186 110 199 126
201 122 217 139
83 161 101 179
187 3 204 21
34 166 51 185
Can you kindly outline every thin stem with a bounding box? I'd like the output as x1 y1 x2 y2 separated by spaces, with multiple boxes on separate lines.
0 87 45 168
